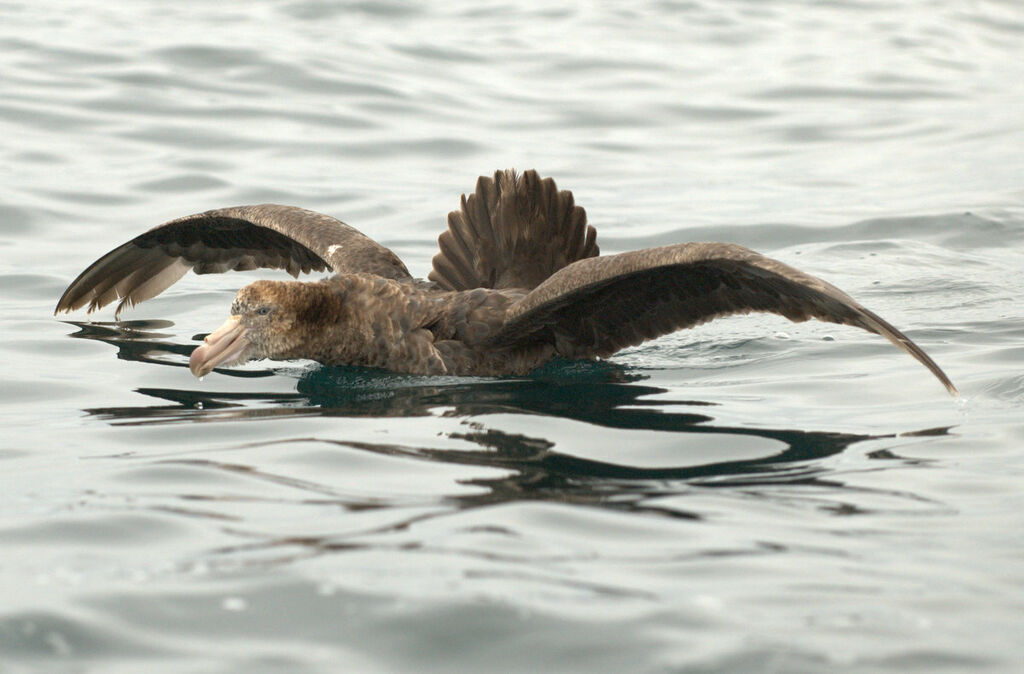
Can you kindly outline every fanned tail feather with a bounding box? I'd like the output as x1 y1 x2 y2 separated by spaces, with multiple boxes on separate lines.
429 169 598 291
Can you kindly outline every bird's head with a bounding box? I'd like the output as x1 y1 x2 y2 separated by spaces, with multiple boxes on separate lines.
189 280 336 377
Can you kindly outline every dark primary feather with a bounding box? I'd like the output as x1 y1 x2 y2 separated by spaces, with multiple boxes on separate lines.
429 169 598 291
488 242 958 395
54 204 410 317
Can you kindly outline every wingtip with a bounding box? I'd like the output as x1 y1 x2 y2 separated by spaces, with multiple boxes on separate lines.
54 287 76 316
53 296 80 316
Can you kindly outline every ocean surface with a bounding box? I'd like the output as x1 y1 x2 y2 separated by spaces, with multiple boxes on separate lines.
2 1 1023 672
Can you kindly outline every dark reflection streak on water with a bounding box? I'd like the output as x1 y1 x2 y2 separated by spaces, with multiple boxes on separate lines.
127 423 951 570
144 427 952 565
83 389 309 427
175 438 954 575
64 320 274 378
148 504 242 523
71 318 956 565
161 458 358 499
79 365 914 492
73 325 957 503
193 532 666 600
82 367 711 427
78 387 958 578
193 521 793 583
334 429 953 519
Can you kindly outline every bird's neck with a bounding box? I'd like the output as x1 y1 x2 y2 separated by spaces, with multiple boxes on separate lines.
285 276 440 371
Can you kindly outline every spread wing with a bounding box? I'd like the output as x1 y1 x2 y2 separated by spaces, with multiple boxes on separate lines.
487 242 957 395
55 204 411 317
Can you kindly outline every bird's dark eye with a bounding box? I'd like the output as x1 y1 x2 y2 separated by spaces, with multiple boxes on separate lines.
255 306 272 316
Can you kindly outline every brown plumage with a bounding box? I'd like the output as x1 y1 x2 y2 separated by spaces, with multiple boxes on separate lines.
55 169 957 394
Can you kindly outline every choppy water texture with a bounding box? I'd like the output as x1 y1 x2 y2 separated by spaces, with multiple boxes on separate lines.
2 1 1024 672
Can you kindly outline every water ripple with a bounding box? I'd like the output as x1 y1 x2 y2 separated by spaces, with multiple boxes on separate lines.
3 0 1024 671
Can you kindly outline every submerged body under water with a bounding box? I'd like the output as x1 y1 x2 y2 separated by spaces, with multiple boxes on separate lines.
3 1 1024 672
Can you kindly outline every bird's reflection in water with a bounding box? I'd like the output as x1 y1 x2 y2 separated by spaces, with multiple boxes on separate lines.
71 318 952 567
72 317 948 481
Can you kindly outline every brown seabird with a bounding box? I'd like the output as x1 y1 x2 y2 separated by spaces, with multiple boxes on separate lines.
55 169 957 394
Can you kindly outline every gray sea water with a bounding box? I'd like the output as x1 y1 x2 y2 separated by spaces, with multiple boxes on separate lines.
2 1 1023 672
